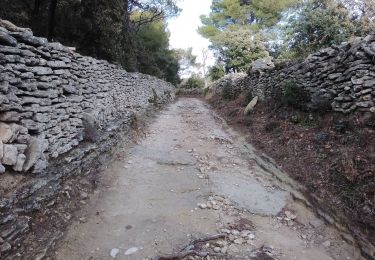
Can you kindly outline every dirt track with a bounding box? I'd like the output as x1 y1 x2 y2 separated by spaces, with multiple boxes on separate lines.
52 98 362 260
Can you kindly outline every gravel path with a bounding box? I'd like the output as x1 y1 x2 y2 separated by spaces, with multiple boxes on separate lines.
52 98 362 260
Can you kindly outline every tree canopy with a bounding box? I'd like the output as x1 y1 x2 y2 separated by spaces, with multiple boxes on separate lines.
198 0 297 72
200 0 375 75
281 0 368 58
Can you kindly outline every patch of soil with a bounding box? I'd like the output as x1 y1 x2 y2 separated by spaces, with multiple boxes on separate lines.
209 94 375 247
227 218 255 231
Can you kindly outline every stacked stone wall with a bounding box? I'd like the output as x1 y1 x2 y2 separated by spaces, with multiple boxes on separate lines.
0 19 175 258
0 19 175 175
213 34 375 114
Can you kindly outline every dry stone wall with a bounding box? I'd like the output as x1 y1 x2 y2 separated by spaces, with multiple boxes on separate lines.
0 19 175 175
0 19 175 258
213 33 375 114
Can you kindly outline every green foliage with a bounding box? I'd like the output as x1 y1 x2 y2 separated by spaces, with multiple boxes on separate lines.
212 28 270 72
222 83 236 101
199 0 297 72
282 81 311 109
176 48 198 77
208 65 225 81
180 75 205 89
134 15 180 84
282 0 370 58
243 90 254 106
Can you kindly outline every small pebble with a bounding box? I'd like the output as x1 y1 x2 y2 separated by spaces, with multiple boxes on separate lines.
110 248 119 258
124 247 138 255
234 238 244 245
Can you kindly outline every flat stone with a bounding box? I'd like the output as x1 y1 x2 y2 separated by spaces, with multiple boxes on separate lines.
124 247 138 255
198 203 207 209
0 123 12 143
0 164 5 174
285 210 297 220
0 241 11 253
110 248 119 258
2 144 17 166
234 238 244 245
221 246 228 254
251 57 274 72
13 153 26 172
0 31 17 47
0 19 28 32
231 230 240 236
322 240 331 248
23 135 47 171
80 191 88 200
31 66 53 75
248 234 255 240
10 31 47 47
227 244 239 253
0 141 3 160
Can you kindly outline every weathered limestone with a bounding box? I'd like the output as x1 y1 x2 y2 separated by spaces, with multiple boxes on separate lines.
244 96 258 115
2 144 17 165
213 34 375 114
0 19 175 174
0 19 175 259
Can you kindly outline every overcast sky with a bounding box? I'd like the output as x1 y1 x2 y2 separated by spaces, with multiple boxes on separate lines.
167 0 215 74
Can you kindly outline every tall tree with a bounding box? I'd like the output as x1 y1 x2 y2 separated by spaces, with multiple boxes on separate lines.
124 0 180 31
176 48 198 78
134 12 180 84
282 0 362 58
199 0 296 72
47 0 57 40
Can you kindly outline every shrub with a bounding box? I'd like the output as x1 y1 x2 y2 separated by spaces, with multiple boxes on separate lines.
264 121 280 133
222 83 235 100
282 81 311 109
180 75 205 89
243 90 254 106
209 65 225 81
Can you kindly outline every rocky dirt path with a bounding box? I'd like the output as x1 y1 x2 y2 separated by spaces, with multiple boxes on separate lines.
52 98 363 260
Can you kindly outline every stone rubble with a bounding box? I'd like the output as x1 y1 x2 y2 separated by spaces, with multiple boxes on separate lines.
193 190 350 259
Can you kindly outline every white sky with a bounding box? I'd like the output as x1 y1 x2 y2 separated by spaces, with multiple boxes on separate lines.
167 0 215 76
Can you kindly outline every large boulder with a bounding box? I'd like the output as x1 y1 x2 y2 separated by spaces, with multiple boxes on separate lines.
244 96 258 115
250 57 275 73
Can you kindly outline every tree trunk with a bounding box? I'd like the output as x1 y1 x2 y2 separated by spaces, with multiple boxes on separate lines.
48 0 57 41
33 0 41 16
123 0 130 27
